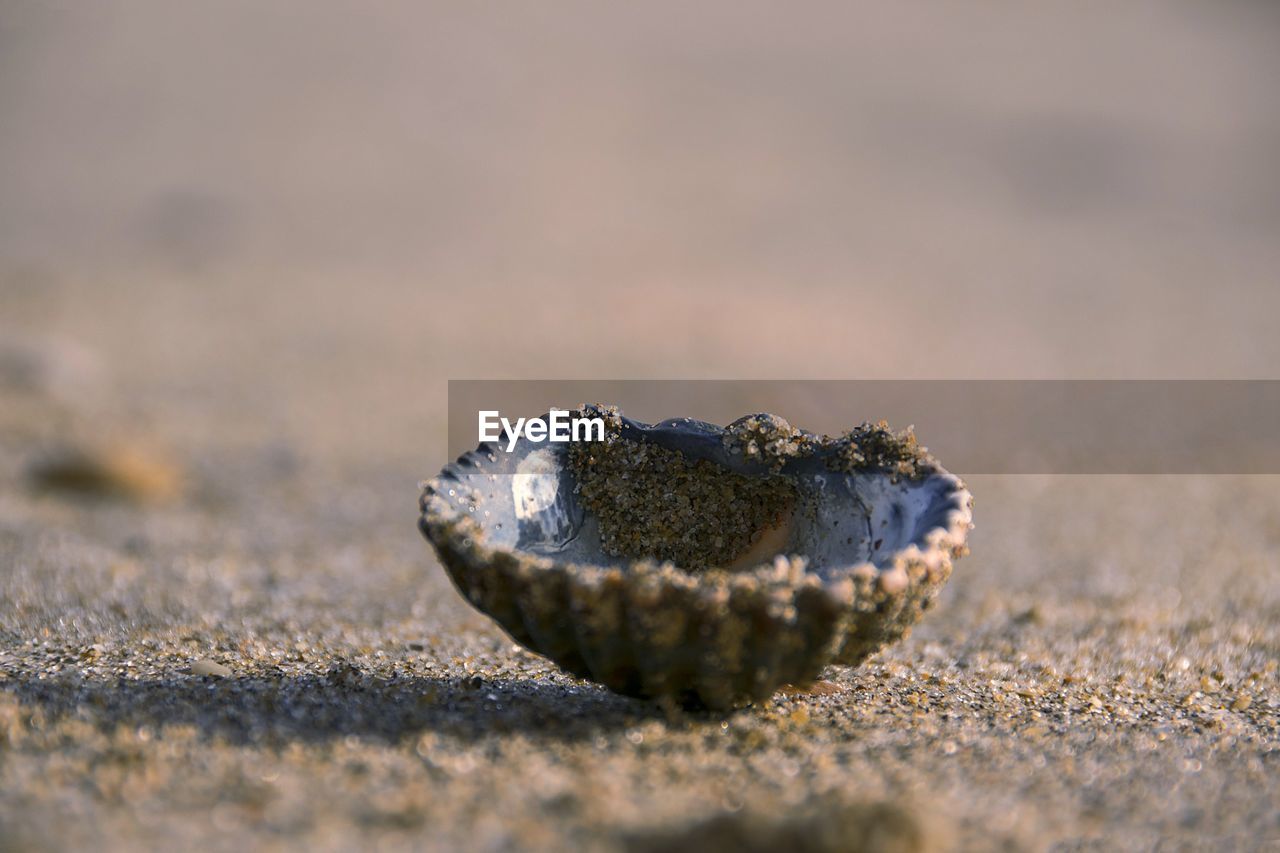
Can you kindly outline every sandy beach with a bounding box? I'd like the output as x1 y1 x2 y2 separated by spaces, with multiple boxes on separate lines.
2 3 1279 849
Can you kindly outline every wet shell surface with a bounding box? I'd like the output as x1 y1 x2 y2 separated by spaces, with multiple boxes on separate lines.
418 405 973 710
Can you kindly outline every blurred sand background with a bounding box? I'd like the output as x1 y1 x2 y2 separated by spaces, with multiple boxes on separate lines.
2 2 1279 850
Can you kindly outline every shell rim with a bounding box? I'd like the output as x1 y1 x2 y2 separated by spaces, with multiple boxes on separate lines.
418 412 974 599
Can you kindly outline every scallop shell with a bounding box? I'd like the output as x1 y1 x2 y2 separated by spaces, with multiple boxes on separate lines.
418 406 972 710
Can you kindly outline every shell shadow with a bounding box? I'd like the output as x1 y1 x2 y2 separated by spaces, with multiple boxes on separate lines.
4 669 674 747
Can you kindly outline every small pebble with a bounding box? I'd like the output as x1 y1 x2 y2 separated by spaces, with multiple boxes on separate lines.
779 680 843 697
27 443 182 503
190 659 231 678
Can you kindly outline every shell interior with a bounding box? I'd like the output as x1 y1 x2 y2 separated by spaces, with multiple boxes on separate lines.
435 413 961 579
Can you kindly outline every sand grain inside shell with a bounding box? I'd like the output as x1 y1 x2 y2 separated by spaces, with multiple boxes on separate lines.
569 433 797 572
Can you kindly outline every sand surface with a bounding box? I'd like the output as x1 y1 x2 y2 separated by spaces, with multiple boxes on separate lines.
3 285 1278 853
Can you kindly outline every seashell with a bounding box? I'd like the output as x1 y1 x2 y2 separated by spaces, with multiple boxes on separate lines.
419 405 972 710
